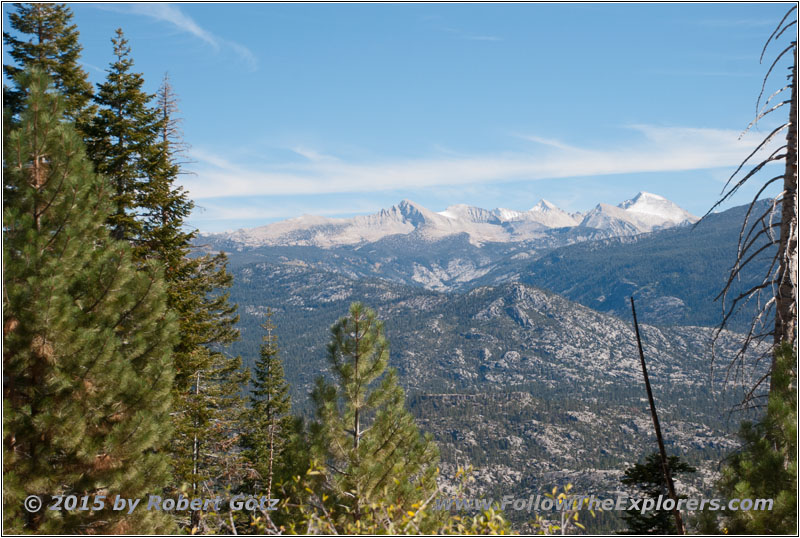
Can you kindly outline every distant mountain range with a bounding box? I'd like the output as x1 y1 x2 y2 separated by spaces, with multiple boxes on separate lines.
197 198 773 330
208 192 699 248
203 195 773 532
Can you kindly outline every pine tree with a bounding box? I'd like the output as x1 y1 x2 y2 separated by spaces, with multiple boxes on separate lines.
715 342 797 534
619 453 696 534
243 310 292 497
3 3 95 130
138 73 194 264
85 28 157 242
137 75 250 534
237 310 310 534
171 333 249 533
3 69 177 534
310 302 439 529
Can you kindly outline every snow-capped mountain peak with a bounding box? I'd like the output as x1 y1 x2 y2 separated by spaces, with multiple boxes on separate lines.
208 193 696 248
579 192 698 235
530 199 559 212
525 199 579 228
392 199 440 225
438 204 500 224
618 191 664 207
617 191 698 225
492 207 524 222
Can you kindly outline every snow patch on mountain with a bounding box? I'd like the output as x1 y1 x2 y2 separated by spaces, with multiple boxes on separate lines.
579 192 698 235
210 193 697 248
438 204 501 224
526 199 580 228
618 191 698 227
493 208 524 222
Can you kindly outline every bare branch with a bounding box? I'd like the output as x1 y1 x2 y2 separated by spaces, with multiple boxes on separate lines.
759 6 797 63
763 83 792 108
727 148 786 200
725 127 787 190
732 242 780 288
738 176 783 239
701 139 788 220
739 196 783 258
738 371 772 408
775 20 797 42
757 43 795 113
742 100 790 136
739 224 781 268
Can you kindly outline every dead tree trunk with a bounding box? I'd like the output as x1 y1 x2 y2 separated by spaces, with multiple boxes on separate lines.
775 48 797 353
630 297 685 535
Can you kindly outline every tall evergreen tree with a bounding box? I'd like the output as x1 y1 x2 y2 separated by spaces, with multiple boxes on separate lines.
138 73 194 263
310 302 439 529
171 333 248 533
167 251 244 493
140 74 250 535
243 309 292 498
715 342 797 534
237 310 310 534
3 3 94 130
3 69 177 534
85 28 157 242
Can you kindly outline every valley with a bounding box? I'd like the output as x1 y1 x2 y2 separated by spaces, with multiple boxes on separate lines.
199 195 772 531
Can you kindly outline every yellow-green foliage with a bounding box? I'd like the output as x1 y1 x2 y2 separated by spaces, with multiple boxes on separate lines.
243 461 596 535
256 461 511 535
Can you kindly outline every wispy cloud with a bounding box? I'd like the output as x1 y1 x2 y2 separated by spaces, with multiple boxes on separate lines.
225 42 258 71
291 146 339 163
181 125 779 201
515 134 584 152
79 60 105 74
98 4 257 71
128 4 217 47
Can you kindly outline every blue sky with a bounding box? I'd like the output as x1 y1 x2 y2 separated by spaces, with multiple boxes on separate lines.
4 2 795 232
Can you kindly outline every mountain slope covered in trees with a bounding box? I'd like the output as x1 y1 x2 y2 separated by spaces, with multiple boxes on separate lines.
506 199 776 329
225 261 765 529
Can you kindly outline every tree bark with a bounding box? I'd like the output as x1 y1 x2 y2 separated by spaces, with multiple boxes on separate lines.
630 297 685 535
775 49 798 358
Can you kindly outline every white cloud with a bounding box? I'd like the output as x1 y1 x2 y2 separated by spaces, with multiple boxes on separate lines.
291 146 339 163
78 60 105 74
128 4 218 47
181 125 780 200
225 41 258 71
515 134 585 152
102 4 258 70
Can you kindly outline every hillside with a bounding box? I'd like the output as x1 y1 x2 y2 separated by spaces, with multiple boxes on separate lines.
226 262 763 528
211 199 773 532
505 199 776 329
